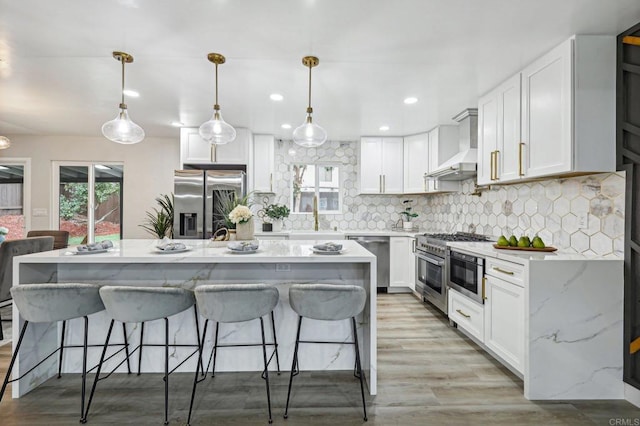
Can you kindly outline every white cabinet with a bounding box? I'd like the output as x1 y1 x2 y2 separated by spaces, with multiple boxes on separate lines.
403 133 429 193
389 236 416 290
180 127 252 166
477 35 615 185
403 127 459 193
448 288 484 342
252 134 275 193
484 267 524 374
477 74 521 185
359 137 403 194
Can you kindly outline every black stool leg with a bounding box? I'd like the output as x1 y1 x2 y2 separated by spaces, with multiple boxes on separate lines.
163 317 169 425
284 316 302 419
187 320 208 426
80 316 89 418
58 320 67 378
81 319 115 423
0 320 28 403
137 322 144 375
270 311 281 374
211 322 219 378
193 306 204 376
122 323 132 374
351 317 367 421
259 317 273 424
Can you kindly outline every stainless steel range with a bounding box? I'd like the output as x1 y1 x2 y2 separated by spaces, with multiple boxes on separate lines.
414 232 490 314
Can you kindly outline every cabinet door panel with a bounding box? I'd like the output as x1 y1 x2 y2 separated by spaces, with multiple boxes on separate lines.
253 134 274 192
403 134 428 193
498 74 522 181
360 138 383 193
181 129 212 164
522 39 572 178
477 92 498 185
484 275 524 373
381 138 404 193
215 128 250 164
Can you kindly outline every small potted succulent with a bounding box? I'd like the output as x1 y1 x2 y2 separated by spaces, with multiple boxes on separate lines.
263 203 290 232
400 199 418 230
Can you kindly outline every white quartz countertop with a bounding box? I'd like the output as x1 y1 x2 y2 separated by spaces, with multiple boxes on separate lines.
447 241 622 263
254 230 420 237
15 239 376 264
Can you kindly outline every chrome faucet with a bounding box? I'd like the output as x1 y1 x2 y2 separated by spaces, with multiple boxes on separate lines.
313 195 319 231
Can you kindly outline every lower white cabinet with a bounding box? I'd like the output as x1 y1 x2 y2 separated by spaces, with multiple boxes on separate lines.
389 236 416 290
448 288 484 342
483 274 524 373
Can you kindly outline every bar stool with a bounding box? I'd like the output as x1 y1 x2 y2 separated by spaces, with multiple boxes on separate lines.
284 283 368 421
0 283 113 420
81 286 200 425
187 284 280 425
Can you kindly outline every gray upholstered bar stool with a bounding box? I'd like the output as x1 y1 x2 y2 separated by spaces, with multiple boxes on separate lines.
82 286 199 425
284 283 368 421
187 284 280 425
0 283 107 420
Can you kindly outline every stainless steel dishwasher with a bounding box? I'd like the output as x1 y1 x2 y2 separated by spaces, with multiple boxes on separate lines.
347 236 390 292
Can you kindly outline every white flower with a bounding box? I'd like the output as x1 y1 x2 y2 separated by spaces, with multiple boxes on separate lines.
0 227 8 235
228 205 252 225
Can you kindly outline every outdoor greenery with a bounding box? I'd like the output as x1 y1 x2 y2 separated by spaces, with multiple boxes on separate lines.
139 193 174 238
59 183 120 220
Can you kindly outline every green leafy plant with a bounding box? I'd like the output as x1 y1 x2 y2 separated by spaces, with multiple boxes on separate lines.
400 199 418 222
216 191 255 229
140 193 174 238
263 204 290 221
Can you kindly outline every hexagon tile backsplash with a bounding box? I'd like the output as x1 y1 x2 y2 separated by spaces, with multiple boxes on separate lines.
265 140 624 257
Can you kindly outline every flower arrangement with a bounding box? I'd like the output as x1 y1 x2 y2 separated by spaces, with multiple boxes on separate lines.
228 205 253 225
0 227 8 235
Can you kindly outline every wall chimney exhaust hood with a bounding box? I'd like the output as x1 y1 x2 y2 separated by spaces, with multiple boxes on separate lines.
427 108 478 181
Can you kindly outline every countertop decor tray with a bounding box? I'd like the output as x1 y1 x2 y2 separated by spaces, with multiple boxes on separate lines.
492 244 557 252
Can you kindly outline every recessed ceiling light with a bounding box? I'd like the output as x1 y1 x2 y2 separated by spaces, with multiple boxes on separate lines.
270 93 284 101
281 123 292 129
123 89 139 98
379 125 390 131
171 121 184 127
403 97 418 105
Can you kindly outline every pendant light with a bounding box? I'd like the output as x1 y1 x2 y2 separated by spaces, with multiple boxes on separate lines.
0 136 10 149
199 53 236 145
292 56 327 147
101 51 145 144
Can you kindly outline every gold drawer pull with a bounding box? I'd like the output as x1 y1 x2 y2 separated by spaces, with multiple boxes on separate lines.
519 142 525 176
492 266 515 275
456 309 471 319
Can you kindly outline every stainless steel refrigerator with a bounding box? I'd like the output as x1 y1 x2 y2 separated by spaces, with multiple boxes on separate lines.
174 170 246 239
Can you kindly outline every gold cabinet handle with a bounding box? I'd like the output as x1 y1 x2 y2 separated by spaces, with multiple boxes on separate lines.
211 144 217 162
519 142 525 176
490 151 496 180
489 152 494 180
494 150 500 180
456 309 471 319
482 276 487 300
492 266 515 275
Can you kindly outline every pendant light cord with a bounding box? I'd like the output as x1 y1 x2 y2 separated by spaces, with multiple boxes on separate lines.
214 62 219 109
307 63 312 111
120 56 125 107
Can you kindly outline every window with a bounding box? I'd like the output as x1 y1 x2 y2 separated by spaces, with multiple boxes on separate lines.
0 160 29 239
54 162 123 244
291 164 341 214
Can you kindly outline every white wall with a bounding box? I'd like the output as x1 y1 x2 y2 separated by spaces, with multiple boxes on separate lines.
0 134 180 239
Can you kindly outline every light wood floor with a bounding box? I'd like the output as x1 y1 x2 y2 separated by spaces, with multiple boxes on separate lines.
1 293 639 425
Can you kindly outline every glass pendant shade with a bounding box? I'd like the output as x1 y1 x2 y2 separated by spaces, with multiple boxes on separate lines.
102 51 145 144
102 108 145 144
293 117 327 147
0 136 10 149
199 109 236 145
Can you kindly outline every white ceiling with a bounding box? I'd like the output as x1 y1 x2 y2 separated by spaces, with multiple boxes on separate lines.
1 0 640 142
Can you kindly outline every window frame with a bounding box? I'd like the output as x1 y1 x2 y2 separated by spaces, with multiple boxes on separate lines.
290 162 342 215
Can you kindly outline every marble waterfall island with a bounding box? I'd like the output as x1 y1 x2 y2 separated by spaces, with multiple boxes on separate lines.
11 239 377 398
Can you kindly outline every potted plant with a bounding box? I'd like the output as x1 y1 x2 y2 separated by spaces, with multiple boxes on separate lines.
263 203 290 232
400 199 418 230
228 205 254 240
140 194 174 239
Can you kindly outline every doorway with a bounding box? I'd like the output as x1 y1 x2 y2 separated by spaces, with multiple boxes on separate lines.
0 158 31 240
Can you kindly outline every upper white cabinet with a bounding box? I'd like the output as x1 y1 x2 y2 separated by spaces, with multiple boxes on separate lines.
359 137 404 194
180 127 252 166
478 35 615 185
252 134 275 193
403 127 459 193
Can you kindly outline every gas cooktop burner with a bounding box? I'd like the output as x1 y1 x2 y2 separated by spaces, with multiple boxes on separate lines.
415 232 491 257
423 232 492 242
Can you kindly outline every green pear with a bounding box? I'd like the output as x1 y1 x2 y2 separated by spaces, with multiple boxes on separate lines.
508 235 518 247
517 236 531 248
497 235 509 246
532 236 546 248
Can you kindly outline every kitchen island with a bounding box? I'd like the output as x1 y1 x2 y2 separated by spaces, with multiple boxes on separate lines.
10 239 377 398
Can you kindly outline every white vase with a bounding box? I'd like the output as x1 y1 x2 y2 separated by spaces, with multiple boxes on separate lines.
272 219 283 232
236 218 255 240
403 221 414 230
